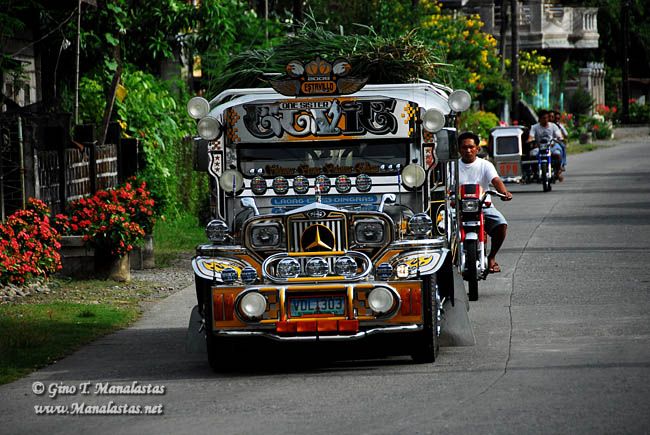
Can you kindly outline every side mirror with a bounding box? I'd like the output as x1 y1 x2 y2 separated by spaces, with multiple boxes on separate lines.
435 128 457 161
240 197 259 216
378 193 396 213
193 137 209 171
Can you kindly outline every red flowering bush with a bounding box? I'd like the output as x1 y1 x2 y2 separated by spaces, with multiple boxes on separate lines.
596 104 617 121
0 199 62 286
54 181 156 257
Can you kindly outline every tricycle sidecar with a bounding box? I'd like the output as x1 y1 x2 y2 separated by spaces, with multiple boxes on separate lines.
488 126 526 183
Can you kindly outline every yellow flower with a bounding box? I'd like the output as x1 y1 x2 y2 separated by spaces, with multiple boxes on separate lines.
462 30 469 38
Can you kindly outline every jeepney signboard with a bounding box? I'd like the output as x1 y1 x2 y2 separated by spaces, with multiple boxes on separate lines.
225 97 418 144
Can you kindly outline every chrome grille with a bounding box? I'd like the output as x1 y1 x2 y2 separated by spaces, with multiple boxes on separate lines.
289 217 346 252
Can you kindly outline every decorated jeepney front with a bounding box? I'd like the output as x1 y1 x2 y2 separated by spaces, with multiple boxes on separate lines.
187 58 471 366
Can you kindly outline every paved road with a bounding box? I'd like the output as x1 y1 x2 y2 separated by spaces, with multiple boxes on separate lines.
1 135 649 434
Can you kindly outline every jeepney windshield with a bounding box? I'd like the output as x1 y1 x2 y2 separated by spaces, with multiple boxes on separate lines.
238 140 410 178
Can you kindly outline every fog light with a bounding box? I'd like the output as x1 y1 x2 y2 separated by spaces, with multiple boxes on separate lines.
376 263 393 281
396 263 410 278
422 108 445 132
187 96 210 119
408 213 433 238
368 287 394 313
334 256 357 277
206 219 229 243
277 258 300 278
448 89 472 113
240 266 257 284
221 267 237 284
402 163 426 188
305 257 329 277
239 292 266 318
197 116 221 140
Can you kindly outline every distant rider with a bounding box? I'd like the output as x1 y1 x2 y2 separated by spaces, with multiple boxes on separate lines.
458 132 513 274
552 110 568 170
528 110 564 181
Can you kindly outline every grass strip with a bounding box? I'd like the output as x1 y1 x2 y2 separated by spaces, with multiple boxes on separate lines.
153 213 205 267
0 278 165 385
0 302 139 384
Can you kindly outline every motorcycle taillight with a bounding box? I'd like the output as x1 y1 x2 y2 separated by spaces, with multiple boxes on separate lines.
460 183 480 199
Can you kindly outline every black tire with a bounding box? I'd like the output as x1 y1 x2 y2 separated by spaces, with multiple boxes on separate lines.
204 289 235 372
411 274 440 363
465 239 479 301
541 162 550 192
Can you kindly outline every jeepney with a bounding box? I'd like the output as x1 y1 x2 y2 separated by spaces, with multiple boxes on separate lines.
187 58 472 370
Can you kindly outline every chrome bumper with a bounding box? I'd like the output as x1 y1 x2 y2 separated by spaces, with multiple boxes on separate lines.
214 324 422 342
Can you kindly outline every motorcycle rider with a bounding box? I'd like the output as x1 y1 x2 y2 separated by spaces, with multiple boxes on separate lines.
528 110 564 180
458 132 513 274
550 110 568 170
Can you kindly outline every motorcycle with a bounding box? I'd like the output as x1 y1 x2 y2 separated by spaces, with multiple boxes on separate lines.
523 138 561 192
458 184 507 301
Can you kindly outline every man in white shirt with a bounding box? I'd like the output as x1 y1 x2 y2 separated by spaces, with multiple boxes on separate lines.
458 132 513 273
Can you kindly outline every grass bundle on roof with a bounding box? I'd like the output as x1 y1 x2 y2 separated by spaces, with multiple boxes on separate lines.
209 19 448 95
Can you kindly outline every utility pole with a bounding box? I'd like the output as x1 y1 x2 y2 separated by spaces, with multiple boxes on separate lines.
621 0 630 124
510 0 520 123
500 0 507 73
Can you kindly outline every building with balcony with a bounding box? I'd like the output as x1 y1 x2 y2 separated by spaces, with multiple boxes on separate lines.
447 0 602 112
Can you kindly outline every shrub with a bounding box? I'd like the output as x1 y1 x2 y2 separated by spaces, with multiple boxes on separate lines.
55 181 155 257
628 101 650 124
459 110 500 143
585 116 613 140
0 199 62 286
568 87 593 117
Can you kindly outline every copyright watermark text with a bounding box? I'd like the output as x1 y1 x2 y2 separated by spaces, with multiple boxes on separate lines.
31 381 166 416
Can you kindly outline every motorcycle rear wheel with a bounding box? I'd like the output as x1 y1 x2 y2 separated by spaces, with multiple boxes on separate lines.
465 239 479 301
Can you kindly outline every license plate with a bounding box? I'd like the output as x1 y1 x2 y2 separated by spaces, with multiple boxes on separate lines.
289 295 345 317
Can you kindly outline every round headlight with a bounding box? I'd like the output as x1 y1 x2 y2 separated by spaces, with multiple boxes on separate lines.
422 108 446 132
448 89 472 113
250 176 267 195
408 213 433 238
206 219 229 243
277 258 301 278
239 292 266 318
376 263 393 281
355 174 372 192
221 267 238 284
335 175 352 193
187 96 210 119
305 257 329 277
241 266 258 284
293 175 309 194
272 176 289 195
367 287 394 313
197 116 221 140
402 163 426 188
334 256 357 277
219 169 244 194
315 175 331 193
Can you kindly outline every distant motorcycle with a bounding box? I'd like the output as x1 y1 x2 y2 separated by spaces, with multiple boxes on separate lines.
523 138 561 192
458 184 507 301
